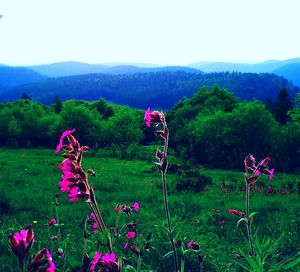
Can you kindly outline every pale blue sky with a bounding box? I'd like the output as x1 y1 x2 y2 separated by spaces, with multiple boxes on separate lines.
0 0 300 66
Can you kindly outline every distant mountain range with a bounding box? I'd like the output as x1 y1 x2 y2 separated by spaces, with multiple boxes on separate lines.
187 58 300 87
26 61 201 77
0 58 300 108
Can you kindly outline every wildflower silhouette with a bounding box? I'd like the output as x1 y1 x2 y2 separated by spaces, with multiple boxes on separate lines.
144 107 178 271
229 154 274 256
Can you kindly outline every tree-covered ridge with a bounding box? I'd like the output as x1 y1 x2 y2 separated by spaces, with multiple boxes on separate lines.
0 66 46 91
1 71 297 109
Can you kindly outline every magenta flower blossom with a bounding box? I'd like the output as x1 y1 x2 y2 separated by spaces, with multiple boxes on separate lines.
187 240 194 248
144 107 164 127
59 179 73 193
144 107 152 127
124 242 129 249
45 218 57 227
228 209 245 217
59 159 73 171
68 186 79 202
90 252 102 271
55 128 76 153
187 240 200 250
133 202 140 212
269 168 275 180
102 253 116 264
46 249 56 272
9 225 34 261
90 213 98 229
30 248 56 272
125 231 136 239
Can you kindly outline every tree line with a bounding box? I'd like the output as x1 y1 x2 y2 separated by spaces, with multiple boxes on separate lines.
0 86 299 172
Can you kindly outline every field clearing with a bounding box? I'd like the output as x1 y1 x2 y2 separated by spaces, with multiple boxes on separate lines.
0 148 299 271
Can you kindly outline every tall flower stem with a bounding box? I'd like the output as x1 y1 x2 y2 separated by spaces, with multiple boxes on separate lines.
137 254 142 271
245 175 254 256
161 120 178 272
19 259 24 272
87 201 113 253
55 194 62 242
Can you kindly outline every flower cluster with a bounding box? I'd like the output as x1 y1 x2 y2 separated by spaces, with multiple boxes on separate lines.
90 252 121 272
244 154 274 182
144 107 164 128
56 129 92 203
114 202 140 216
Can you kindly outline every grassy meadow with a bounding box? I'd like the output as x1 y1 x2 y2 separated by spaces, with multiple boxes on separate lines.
0 147 299 271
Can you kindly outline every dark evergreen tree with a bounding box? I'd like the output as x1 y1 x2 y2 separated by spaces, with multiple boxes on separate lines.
274 88 293 124
53 95 63 113
21 92 30 100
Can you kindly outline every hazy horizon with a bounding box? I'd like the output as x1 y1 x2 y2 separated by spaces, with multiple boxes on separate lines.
1 56 300 68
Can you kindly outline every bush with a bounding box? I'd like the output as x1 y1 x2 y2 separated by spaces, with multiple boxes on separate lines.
0 193 11 214
175 169 212 192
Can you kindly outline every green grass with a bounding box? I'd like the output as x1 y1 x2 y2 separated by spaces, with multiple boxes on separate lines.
0 148 299 271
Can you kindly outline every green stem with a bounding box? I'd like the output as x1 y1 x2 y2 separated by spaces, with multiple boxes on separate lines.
55 195 62 242
161 120 178 272
245 182 254 256
180 255 185 272
19 258 24 272
137 254 142 271
87 202 113 253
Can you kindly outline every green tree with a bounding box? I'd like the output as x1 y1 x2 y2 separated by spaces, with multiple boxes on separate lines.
274 88 293 124
52 95 63 113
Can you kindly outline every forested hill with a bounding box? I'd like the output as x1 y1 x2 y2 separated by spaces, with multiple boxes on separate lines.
0 66 46 91
2 71 297 109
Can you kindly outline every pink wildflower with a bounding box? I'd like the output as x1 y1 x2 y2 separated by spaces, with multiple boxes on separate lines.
228 209 244 217
125 231 136 239
133 202 140 212
90 213 98 229
46 249 56 272
68 186 79 202
144 107 163 127
55 128 76 153
9 225 34 260
45 218 57 227
244 154 256 171
102 253 116 264
124 242 129 249
269 169 275 180
144 107 152 127
187 240 194 248
90 252 101 271
59 179 73 193
187 240 200 250
59 159 73 171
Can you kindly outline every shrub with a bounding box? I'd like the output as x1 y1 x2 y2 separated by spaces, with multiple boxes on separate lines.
175 169 212 192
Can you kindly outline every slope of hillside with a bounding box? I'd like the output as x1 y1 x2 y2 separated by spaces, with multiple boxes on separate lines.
188 58 300 74
273 63 300 87
2 71 297 109
27 61 110 77
0 66 46 92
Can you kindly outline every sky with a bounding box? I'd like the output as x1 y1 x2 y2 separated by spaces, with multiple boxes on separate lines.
0 0 300 66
